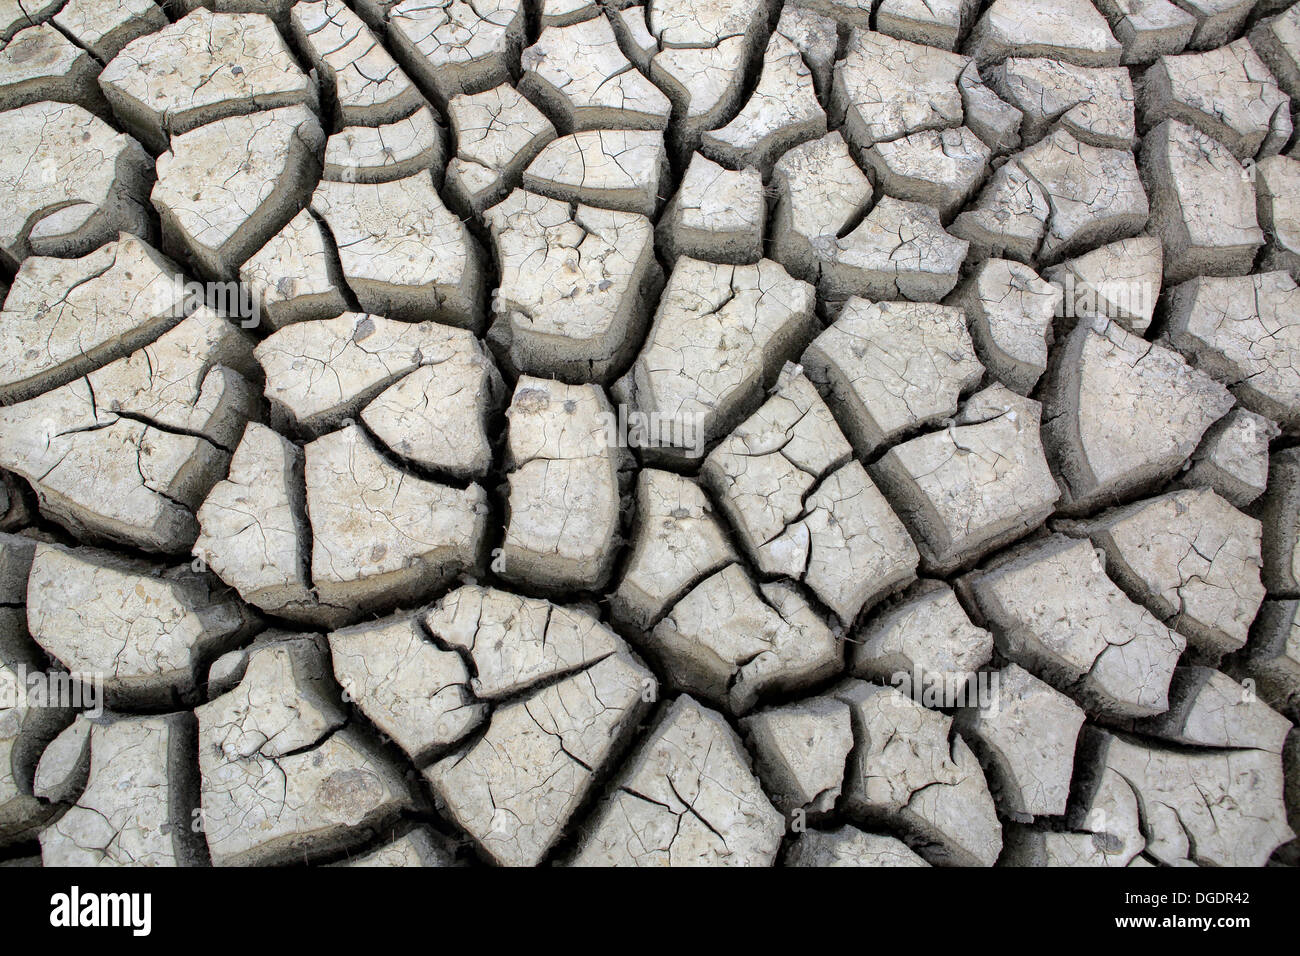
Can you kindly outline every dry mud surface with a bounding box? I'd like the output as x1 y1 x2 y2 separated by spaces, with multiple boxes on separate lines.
1 0 1299 868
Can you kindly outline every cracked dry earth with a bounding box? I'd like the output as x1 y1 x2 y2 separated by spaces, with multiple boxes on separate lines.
1 0 1300 871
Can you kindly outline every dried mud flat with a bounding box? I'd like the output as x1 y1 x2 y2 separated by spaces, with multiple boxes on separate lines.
0 0 1298 868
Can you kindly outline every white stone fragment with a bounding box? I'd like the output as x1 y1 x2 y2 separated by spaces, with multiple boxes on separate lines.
832 30 968 154
946 258 1059 395
959 61 1025 153
0 23 106 114
0 320 247 553
861 127 991 221
1041 319 1234 513
815 196 970 304
1173 0 1256 50
53 0 168 61
1133 666 1292 753
648 564 841 715
424 585 620 700
1072 488 1265 659
0 394 228 553
953 128 1149 267
877 0 979 51
32 714 92 805
238 210 349 331
323 108 446 185
153 106 325 280
872 385 1060 572
1140 119 1264 283
1255 155 1300 280
0 0 61 41
656 154 765 265
304 424 487 612
0 234 187 403
40 713 206 867
362 359 502 480
1093 0 1196 65
946 161 1050 264
642 0 769 148
194 422 336 626
197 636 414 866
84 308 259 449
1183 407 1278 508
741 696 853 815
768 132 874 286
328 613 486 762
703 365 919 622
955 663 1086 819
1165 271 1300 428
27 542 253 707
700 31 826 174
98 9 318 152
256 312 488 435
802 299 984 454
1140 39 1293 160
290 0 423 128
427 650 653 866
1001 761 1146 865
520 16 670 131
610 469 737 631
310 173 484 327
485 189 660 382
0 102 152 271
772 5 838 96
386 0 525 103
615 257 817 458
1250 3 1300 99
1080 726 1293 866
445 86 555 214
831 680 1002 866
989 57 1136 148
1042 236 1162 335
570 695 784 867
966 0 1124 68
522 128 669 217
501 377 622 592
703 362 852 547
851 582 994 694
960 534 1187 719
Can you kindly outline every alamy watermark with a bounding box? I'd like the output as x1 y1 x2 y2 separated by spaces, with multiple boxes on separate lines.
0 664 103 718
889 667 1001 715
1055 273 1156 324
596 405 708 458
155 277 262 329
50 887 151 936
